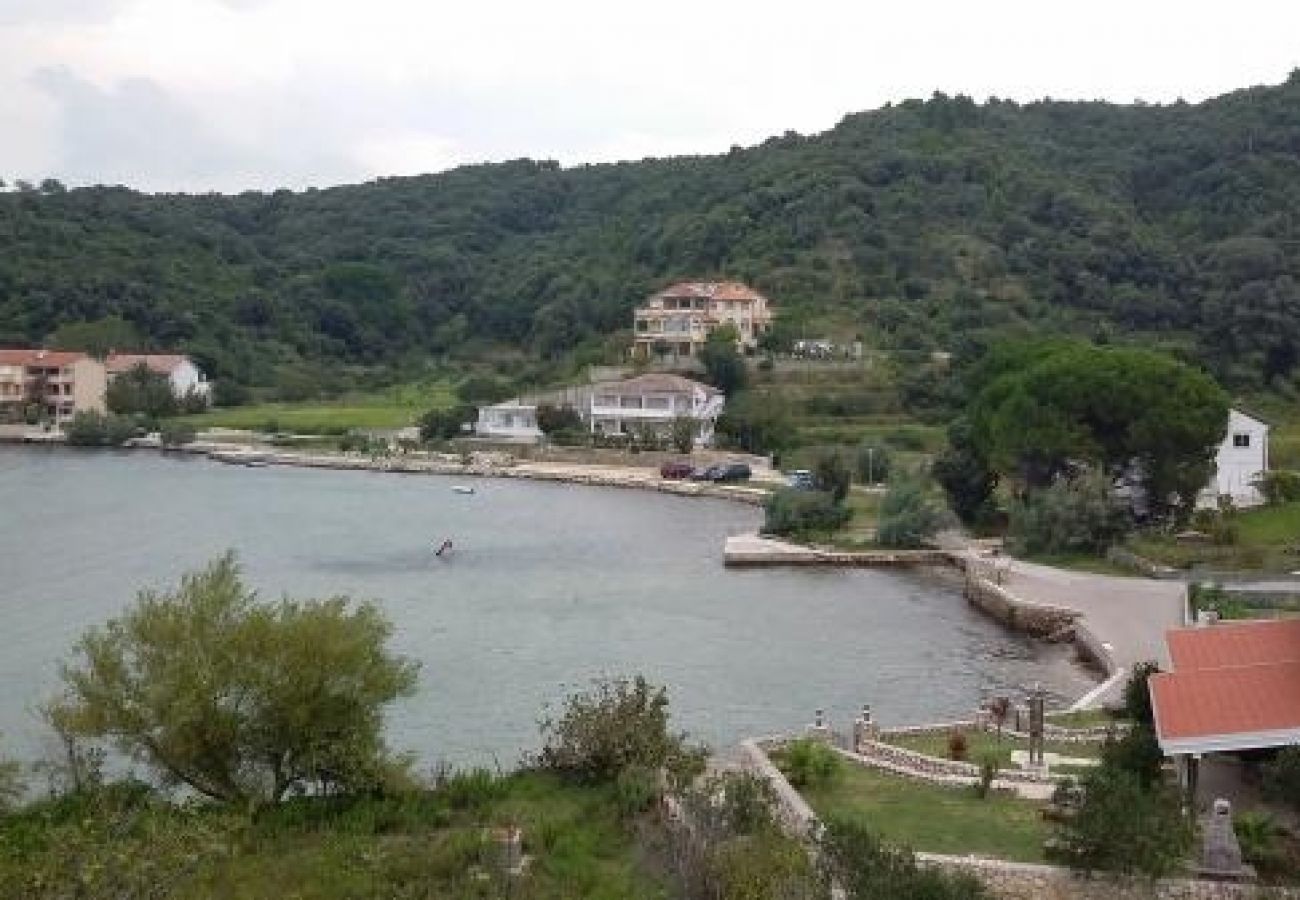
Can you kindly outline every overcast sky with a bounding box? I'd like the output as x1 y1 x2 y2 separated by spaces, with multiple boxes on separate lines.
1 0 1297 193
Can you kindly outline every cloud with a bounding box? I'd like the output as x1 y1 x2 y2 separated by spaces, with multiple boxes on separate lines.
29 66 362 191
0 0 126 26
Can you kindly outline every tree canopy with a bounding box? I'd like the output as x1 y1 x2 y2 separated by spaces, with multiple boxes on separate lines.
4 76 1300 396
968 341 1229 515
49 552 419 806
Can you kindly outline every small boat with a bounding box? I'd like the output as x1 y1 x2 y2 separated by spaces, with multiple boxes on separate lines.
452 485 475 495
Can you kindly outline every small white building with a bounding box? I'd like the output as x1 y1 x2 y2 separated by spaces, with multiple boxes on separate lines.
1198 408 1270 509
475 374 724 447
474 400 543 442
106 353 212 400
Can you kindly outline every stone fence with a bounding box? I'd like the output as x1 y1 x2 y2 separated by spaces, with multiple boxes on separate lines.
742 735 1295 900
963 571 1080 639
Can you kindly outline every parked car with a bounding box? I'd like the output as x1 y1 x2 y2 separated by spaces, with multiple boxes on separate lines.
786 469 816 490
659 460 694 480
710 462 752 483
689 465 717 481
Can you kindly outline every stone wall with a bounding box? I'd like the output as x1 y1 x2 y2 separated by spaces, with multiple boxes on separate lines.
964 575 1080 638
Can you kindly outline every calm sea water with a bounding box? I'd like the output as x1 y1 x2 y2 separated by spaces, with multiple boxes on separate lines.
0 447 1094 767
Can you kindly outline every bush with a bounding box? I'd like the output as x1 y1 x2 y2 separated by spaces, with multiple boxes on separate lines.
876 478 947 548
1050 766 1192 876
819 815 990 899
438 767 508 811
536 403 583 436
1122 661 1158 726
64 411 138 446
418 404 475 442
1234 811 1286 872
159 422 196 447
974 753 1000 799
1254 470 1300 505
1008 471 1130 556
1100 724 1164 789
761 488 850 536
854 443 892 484
1262 746 1300 813
812 448 852 501
537 676 705 787
613 764 659 818
947 729 969 761
778 738 840 789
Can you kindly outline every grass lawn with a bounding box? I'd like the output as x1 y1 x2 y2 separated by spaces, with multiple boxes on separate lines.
1129 501 1300 572
1 772 672 899
180 381 455 434
1020 552 1132 576
882 730 1105 767
795 763 1050 863
1045 708 1122 729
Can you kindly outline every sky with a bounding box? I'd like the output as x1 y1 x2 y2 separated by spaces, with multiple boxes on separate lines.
1 0 1297 194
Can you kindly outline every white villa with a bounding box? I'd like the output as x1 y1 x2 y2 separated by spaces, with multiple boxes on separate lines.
106 353 212 400
1197 408 1270 509
632 281 774 360
475 373 724 447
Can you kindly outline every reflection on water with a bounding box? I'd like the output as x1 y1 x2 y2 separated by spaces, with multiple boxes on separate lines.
0 448 1095 765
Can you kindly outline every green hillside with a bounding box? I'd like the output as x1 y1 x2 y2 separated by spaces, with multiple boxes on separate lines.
3 72 1300 399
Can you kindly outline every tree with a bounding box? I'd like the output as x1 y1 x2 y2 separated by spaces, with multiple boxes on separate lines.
47 316 141 359
106 362 178 418
64 411 136 446
932 419 998 525
762 488 850 536
876 478 947 548
538 676 705 788
813 448 852 501
1122 661 1159 726
1051 767 1191 877
1007 471 1130 556
970 342 1228 519
536 403 584 436
49 553 419 806
670 414 696 453
699 324 748 396
418 403 475 442
714 391 794 456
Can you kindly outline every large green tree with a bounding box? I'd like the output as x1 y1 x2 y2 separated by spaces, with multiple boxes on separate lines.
50 553 419 805
969 341 1229 517
105 362 178 418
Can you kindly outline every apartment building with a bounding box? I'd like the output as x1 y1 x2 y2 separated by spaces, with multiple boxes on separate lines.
0 349 107 424
632 281 774 359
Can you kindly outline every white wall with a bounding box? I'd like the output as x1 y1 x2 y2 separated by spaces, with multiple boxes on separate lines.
1198 409 1269 509
170 359 211 398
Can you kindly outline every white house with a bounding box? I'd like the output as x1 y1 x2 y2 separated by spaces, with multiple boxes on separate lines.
475 374 725 447
1197 408 1270 509
106 353 212 400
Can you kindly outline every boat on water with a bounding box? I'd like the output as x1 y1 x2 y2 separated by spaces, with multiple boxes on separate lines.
452 485 475 495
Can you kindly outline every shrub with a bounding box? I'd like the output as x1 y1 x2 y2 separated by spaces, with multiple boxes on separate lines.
418 404 475 442
1234 811 1285 872
1262 746 1300 813
974 753 1000 799
1100 724 1164 789
537 676 705 787
947 729 969 761
1050 766 1192 876
438 767 508 811
819 815 990 899
812 448 852 501
536 403 584 436
1254 470 1300 505
761 488 850 536
613 764 659 818
876 478 947 548
670 415 696 454
64 411 138 446
159 422 196 447
1008 471 1130 556
779 738 840 789
1122 661 1158 726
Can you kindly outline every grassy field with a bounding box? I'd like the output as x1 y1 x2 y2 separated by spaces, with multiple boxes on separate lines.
180 381 456 434
881 730 1105 767
1019 552 1132 576
796 763 1050 863
0 772 672 899
1129 501 1300 572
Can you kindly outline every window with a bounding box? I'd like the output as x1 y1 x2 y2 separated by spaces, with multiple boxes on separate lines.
1233 433 1251 448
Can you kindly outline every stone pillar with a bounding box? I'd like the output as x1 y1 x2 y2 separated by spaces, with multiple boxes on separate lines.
1199 798 1251 879
1027 685 1047 772
852 704 877 753
807 708 832 744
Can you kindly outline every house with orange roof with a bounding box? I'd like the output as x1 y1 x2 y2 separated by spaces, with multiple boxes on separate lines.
1150 618 1300 800
0 348 107 424
632 281 774 360
106 352 211 401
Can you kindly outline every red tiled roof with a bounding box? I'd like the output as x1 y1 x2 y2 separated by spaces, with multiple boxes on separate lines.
653 281 768 303
0 348 90 367
1151 620 1300 753
106 353 189 375
1167 618 1300 671
1151 663 1300 745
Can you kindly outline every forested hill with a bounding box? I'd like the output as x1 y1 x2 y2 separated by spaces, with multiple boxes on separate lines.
3 72 1300 393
